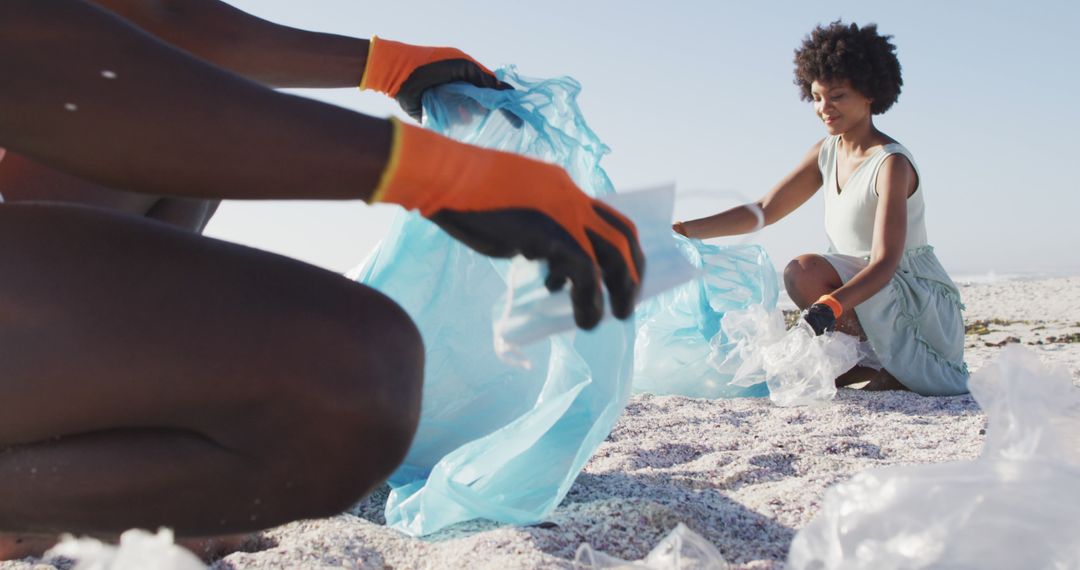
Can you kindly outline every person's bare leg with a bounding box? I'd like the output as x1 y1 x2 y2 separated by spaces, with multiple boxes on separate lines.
862 369 910 391
784 254 865 338
0 151 221 234
785 254 884 388
0 535 57 561
784 254 913 391
0 203 423 542
834 366 878 388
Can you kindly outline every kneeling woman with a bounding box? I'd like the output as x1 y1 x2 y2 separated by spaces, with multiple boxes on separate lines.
674 21 968 395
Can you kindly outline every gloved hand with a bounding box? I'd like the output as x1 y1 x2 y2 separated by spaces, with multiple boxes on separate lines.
360 36 512 121
803 294 842 336
372 118 645 330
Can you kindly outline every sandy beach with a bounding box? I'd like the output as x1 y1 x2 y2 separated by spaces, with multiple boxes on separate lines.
5 276 1078 569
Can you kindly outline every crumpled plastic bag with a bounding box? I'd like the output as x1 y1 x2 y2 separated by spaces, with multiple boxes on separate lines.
352 67 638 536
787 345 1080 569
495 185 697 358
44 528 205 570
709 305 861 406
574 523 729 569
631 237 779 399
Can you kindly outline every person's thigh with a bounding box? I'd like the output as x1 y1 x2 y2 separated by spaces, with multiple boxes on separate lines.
0 202 421 444
0 203 424 535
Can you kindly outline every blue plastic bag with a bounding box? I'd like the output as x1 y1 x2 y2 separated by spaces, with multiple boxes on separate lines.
632 237 779 399
353 68 635 536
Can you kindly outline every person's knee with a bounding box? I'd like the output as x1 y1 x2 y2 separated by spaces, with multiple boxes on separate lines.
259 286 424 517
784 254 824 306
312 286 424 470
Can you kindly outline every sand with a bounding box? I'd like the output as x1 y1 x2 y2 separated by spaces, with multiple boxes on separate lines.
5 277 1078 569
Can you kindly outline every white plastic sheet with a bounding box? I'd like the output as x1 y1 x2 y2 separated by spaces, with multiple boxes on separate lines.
495 185 697 354
574 523 729 569
44 528 205 570
709 305 861 406
788 345 1080 569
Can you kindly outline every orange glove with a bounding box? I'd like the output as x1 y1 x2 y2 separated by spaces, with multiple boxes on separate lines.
361 36 511 122
373 118 645 329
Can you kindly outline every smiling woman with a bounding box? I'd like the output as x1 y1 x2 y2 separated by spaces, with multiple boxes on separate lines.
673 21 969 397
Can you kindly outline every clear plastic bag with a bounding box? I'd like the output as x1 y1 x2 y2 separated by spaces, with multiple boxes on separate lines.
787 346 1080 569
352 68 637 536
44 529 205 570
710 305 861 407
574 523 729 569
631 238 779 399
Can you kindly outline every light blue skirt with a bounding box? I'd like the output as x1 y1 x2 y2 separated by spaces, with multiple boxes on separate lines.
823 246 969 396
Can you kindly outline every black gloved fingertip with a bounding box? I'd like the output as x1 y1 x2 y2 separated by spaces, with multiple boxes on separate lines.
500 108 525 129
545 274 567 292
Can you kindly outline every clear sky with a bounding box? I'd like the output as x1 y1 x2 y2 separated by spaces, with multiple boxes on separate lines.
204 0 1080 279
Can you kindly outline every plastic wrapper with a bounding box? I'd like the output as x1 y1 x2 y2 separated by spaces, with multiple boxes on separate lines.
574 523 729 569
710 305 861 406
788 345 1080 569
632 237 779 398
495 185 696 357
352 68 638 536
45 528 205 570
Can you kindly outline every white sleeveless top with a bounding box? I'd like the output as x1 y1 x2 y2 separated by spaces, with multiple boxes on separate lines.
818 135 927 257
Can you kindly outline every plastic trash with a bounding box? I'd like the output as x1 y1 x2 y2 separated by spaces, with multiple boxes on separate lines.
710 305 861 406
44 528 205 570
632 237 779 398
495 185 697 357
574 523 729 569
352 67 639 536
787 345 1080 569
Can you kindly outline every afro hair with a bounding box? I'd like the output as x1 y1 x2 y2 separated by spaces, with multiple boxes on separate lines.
794 21 903 115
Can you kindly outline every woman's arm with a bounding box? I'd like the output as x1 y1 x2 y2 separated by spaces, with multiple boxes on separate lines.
679 140 824 239
90 0 369 88
829 154 915 310
0 0 390 201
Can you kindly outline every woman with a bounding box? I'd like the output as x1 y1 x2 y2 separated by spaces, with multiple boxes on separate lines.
674 21 967 395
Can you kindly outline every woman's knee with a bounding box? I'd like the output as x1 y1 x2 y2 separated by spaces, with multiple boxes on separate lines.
784 254 839 307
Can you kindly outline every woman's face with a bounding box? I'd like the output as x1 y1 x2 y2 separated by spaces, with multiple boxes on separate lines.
811 79 873 135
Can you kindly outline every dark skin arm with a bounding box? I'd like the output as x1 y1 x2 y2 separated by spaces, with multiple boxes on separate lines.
2 0 379 229
0 0 390 201
680 141 915 310
90 0 370 88
680 140 824 237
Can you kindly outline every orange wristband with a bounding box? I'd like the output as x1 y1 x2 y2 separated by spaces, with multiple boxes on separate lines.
815 294 843 318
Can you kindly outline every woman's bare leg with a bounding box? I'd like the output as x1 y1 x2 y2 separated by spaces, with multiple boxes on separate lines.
785 255 913 391
784 254 865 337
0 203 423 539
862 369 910 391
784 254 891 388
